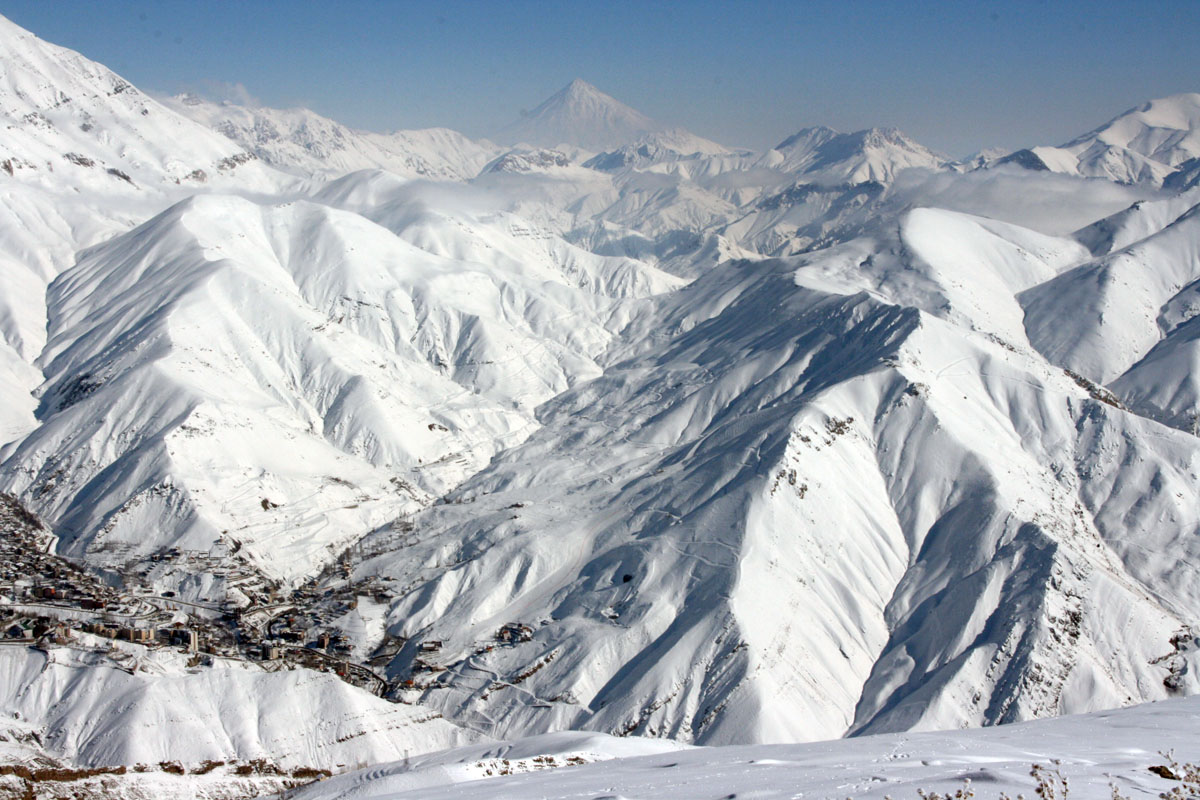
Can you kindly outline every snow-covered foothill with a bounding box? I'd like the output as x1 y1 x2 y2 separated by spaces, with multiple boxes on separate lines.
291 695 1200 800
0 644 474 769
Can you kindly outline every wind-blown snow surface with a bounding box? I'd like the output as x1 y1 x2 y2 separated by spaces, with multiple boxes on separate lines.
292 695 1200 800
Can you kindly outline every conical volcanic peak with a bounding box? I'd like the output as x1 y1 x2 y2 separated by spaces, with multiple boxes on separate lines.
495 78 664 151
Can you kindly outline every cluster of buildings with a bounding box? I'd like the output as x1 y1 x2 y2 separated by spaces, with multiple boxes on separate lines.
2 494 540 703
0 493 386 693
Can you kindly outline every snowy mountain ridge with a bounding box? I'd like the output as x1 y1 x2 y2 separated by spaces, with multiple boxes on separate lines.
768 124 948 184
165 93 501 181
993 92 1200 184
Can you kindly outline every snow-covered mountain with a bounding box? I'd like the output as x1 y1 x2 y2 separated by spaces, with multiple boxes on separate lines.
0 12 291 450
339 207 1200 746
3 11 1200 798
165 93 500 180
583 128 745 172
0 185 679 590
765 125 948 185
0 14 280 193
991 93 1200 184
494 79 665 151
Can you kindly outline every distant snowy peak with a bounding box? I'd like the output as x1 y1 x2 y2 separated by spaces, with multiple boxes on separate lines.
767 124 947 184
583 127 739 171
166 93 498 180
482 147 573 174
956 146 1011 170
0 13 272 190
989 93 1200 185
1067 92 1200 167
495 78 665 151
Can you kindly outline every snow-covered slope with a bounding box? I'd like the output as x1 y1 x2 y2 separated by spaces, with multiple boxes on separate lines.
3 11 1200 790
494 79 664 151
0 185 679 589
332 209 1200 747
165 94 499 180
1068 93 1200 170
0 12 292 452
765 125 947 185
991 94 1200 184
1021 188 1200 431
292 695 1200 800
1166 155 1200 191
1021 199 1200 384
0 644 473 769
0 14 279 193
290 731 688 799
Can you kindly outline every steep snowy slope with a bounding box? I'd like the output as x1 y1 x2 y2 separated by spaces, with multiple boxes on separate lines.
0 185 679 590
1021 199 1200 385
0 14 278 193
495 79 664 151
1166 155 1200 191
166 94 500 180
1058 191 1200 430
0 12 292 450
1074 186 1200 256
334 209 1199 746
0 644 473 769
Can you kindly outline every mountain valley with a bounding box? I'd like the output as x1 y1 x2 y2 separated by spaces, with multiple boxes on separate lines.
1 11 1199 799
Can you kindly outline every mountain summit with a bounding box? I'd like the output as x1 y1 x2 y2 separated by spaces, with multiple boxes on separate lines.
769 125 946 184
494 78 664 151
991 93 1200 184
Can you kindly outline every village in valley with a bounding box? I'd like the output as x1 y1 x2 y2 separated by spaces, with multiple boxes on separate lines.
0 492 543 707
0 492 396 694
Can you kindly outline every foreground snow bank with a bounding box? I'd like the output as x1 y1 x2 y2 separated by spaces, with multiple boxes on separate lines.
293 696 1200 799
292 731 690 799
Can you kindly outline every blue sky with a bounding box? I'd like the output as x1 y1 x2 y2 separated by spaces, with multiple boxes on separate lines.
2 0 1197 157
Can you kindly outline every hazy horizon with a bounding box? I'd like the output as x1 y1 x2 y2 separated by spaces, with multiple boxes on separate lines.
2 0 1198 157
